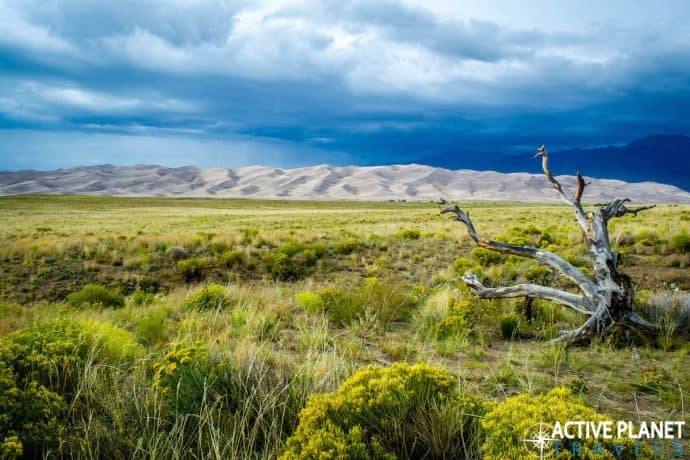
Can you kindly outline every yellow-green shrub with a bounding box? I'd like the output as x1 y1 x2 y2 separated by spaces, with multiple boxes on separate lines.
295 292 324 314
524 265 551 284
358 277 420 324
481 386 648 459
131 290 155 306
77 320 142 362
0 320 139 395
333 237 361 255
470 247 505 266
281 363 484 459
0 362 66 459
184 283 232 310
301 279 422 326
67 283 124 308
669 233 690 253
220 249 248 268
0 320 140 458
152 342 234 415
177 257 207 281
499 313 521 339
435 299 476 339
396 227 421 240
134 309 170 346
262 242 325 280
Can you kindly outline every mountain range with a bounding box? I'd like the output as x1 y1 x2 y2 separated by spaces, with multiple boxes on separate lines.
422 134 690 191
1 163 689 203
1 134 688 203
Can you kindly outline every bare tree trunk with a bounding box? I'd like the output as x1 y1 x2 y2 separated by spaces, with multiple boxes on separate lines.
441 145 657 345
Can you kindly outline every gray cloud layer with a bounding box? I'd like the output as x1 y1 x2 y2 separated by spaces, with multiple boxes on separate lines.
1 0 689 169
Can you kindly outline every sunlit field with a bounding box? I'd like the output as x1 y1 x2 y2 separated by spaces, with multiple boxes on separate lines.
1 195 689 459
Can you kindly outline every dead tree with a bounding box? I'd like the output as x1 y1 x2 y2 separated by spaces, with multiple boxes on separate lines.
441 145 656 345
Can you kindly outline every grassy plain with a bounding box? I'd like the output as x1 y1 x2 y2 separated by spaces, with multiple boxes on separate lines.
0 195 689 458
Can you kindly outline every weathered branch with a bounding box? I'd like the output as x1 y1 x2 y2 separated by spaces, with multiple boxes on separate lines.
462 273 594 314
628 311 658 330
550 308 611 344
553 310 659 345
441 204 598 299
575 172 590 206
535 145 589 231
602 198 656 221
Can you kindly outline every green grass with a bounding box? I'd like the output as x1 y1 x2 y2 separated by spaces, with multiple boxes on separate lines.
0 195 689 458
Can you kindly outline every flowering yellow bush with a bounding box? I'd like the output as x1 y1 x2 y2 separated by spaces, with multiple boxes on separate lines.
481 386 650 459
281 363 484 459
0 319 140 459
435 299 476 339
153 342 234 415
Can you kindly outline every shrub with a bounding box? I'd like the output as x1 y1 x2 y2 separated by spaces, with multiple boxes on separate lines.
452 257 474 273
504 225 542 245
524 265 550 284
177 257 207 281
470 247 505 266
481 386 648 459
262 243 325 281
396 227 421 240
435 299 476 339
499 313 520 339
67 284 125 309
220 249 247 268
208 241 231 254
669 233 690 253
262 252 305 281
358 277 420 324
185 284 232 310
317 287 362 325
281 363 484 460
295 292 324 314
637 291 690 341
131 290 155 306
564 254 590 268
0 320 140 458
152 343 234 415
134 310 169 346
278 242 326 258
304 279 422 326
0 362 66 459
435 314 468 340
634 230 661 245
333 237 361 255
78 320 142 362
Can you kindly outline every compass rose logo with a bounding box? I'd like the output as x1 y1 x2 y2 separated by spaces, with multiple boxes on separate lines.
523 421 558 459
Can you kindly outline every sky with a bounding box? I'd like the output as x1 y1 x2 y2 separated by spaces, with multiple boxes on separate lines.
1 0 689 170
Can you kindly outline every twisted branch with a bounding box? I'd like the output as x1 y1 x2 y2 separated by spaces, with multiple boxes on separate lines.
441 204 598 300
462 273 594 314
602 198 656 221
535 145 589 231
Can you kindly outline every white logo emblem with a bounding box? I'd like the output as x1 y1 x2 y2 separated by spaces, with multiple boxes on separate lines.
523 422 558 459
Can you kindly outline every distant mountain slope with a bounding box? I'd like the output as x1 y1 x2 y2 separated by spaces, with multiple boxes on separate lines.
1 163 689 203
422 135 690 191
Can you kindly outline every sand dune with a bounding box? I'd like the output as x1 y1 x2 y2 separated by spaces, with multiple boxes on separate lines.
1 164 689 203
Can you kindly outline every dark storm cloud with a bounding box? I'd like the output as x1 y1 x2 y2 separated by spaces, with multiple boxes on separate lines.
0 0 689 170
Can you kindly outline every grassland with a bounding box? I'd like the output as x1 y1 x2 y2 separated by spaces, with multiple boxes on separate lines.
0 195 689 459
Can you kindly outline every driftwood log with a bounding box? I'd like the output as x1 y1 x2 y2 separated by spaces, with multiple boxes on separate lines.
442 145 656 345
